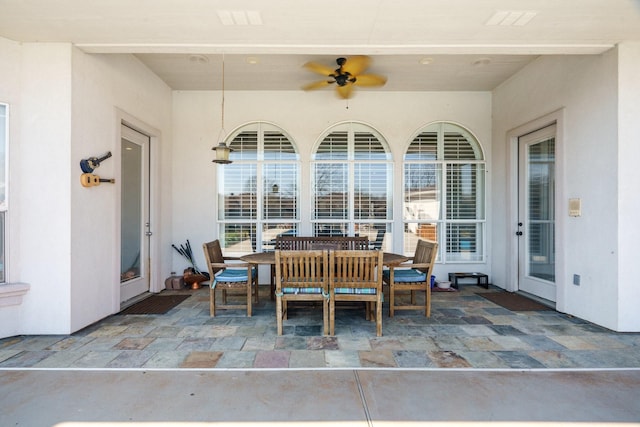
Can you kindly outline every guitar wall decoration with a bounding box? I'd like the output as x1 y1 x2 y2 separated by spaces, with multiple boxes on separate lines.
80 151 112 173
80 173 115 188
80 151 115 187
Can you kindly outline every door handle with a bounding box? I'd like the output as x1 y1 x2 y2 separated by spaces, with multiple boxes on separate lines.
516 231 523 236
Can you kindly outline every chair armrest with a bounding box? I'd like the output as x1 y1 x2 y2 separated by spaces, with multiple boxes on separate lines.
387 261 414 270
210 262 253 269
409 262 433 270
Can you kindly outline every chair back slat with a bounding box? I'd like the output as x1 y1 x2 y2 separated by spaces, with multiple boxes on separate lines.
413 239 438 273
203 239 225 274
330 250 382 289
275 249 328 290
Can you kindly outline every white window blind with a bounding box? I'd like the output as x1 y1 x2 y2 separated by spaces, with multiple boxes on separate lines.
263 164 297 219
264 130 297 161
312 122 393 237
313 163 348 219
405 131 437 161
229 131 258 160
315 131 348 160
446 163 485 220
220 163 257 220
403 122 485 261
354 163 388 220
403 163 441 221
218 123 299 252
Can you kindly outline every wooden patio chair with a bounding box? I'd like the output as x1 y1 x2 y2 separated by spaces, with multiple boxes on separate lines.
369 229 385 250
203 239 257 317
274 249 329 335
382 238 438 317
329 250 384 337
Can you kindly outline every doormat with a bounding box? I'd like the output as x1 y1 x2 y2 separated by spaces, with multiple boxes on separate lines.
118 294 191 315
479 292 553 311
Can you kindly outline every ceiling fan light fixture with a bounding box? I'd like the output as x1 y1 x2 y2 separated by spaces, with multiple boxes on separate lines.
302 55 386 99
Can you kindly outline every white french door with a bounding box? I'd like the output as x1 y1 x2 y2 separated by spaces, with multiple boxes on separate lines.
517 124 556 302
120 124 151 303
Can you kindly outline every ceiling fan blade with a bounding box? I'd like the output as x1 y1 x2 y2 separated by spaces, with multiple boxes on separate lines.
303 61 337 76
341 55 371 76
302 80 333 91
336 84 354 99
353 74 387 87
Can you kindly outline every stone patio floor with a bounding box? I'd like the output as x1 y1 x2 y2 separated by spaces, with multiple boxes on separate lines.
1 285 640 369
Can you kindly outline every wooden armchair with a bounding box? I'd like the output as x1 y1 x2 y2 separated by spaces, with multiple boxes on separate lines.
274 249 329 335
329 250 384 337
203 240 257 317
382 239 438 317
268 235 369 299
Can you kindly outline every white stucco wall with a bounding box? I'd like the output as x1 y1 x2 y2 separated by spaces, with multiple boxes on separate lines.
492 47 639 331
17 43 74 334
0 36 27 338
0 40 173 336
616 42 640 331
171 90 493 282
69 50 173 332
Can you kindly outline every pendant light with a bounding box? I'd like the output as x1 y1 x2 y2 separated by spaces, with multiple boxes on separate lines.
212 55 233 164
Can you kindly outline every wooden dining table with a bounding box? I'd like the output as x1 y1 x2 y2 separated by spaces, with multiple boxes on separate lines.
240 251 409 299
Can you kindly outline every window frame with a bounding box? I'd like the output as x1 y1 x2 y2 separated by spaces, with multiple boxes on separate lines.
217 121 300 254
0 103 8 283
310 121 393 245
403 121 486 262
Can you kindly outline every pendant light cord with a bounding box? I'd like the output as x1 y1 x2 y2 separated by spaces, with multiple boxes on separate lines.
221 54 225 136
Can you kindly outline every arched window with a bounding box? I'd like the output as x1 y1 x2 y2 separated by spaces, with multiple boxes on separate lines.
218 122 299 253
311 122 393 249
403 122 485 261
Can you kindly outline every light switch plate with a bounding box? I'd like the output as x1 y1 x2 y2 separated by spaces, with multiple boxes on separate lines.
569 198 581 217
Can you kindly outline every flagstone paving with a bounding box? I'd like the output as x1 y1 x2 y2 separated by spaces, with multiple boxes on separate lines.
1 286 640 369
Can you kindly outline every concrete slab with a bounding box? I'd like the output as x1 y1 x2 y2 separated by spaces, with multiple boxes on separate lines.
1 369 639 426
358 369 640 423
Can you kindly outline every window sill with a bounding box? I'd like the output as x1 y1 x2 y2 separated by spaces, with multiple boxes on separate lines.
0 283 30 307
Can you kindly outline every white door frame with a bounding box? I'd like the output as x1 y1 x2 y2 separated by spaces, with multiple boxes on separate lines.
119 124 150 303
518 124 557 301
506 109 566 312
114 110 162 310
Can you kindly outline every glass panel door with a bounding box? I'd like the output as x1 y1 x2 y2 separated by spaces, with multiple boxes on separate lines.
518 124 556 302
120 124 150 303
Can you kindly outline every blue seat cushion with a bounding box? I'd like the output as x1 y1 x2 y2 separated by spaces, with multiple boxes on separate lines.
280 277 325 294
334 288 377 295
383 269 427 283
282 287 323 294
213 268 256 287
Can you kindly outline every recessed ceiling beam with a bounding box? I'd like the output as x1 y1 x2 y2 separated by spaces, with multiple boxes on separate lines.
76 43 615 56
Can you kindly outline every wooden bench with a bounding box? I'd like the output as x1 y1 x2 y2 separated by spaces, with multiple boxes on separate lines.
274 235 369 250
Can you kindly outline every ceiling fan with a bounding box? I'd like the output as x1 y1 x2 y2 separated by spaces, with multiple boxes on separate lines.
302 56 387 99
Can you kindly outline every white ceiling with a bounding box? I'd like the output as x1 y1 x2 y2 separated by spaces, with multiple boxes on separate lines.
1 0 640 93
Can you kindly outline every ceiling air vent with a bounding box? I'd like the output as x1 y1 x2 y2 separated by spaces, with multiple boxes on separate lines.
485 10 537 26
